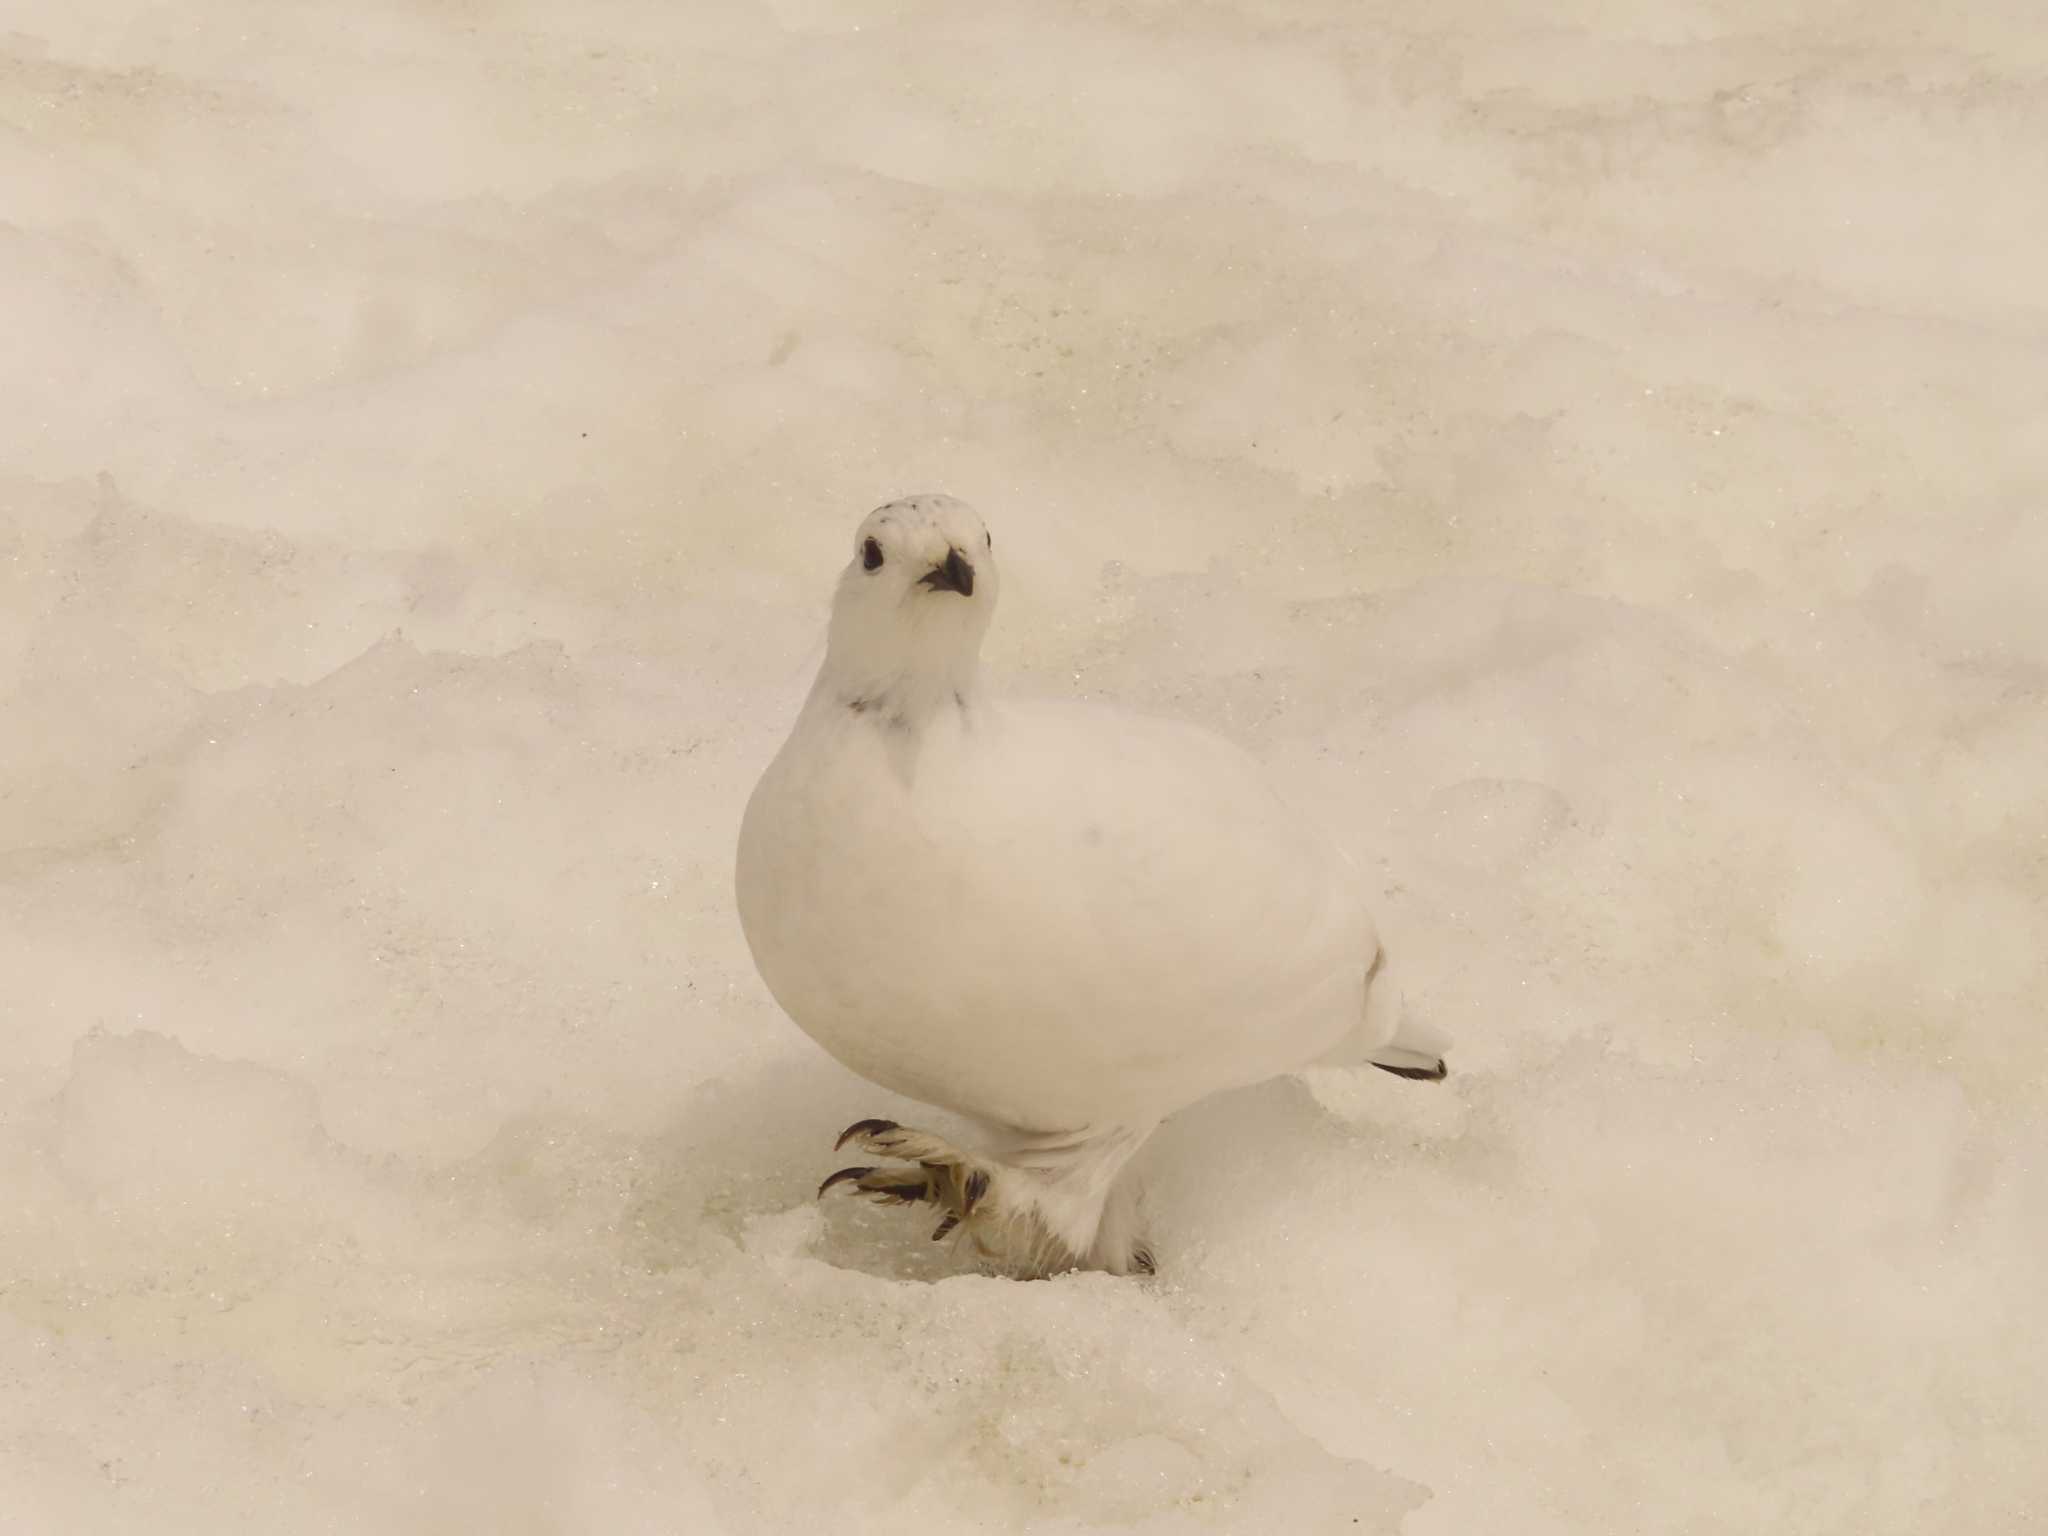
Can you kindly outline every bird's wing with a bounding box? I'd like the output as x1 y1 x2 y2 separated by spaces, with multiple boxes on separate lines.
906 698 1372 1108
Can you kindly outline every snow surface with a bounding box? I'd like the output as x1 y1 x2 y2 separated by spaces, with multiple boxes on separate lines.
3 2 2045 1531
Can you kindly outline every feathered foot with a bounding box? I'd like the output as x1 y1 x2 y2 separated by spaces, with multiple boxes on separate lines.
819 1118 1156 1278
818 1118 995 1246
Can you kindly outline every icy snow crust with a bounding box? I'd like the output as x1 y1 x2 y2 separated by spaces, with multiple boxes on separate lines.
3 2 2045 1531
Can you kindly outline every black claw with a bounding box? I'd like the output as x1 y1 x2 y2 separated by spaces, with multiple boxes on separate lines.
961 1169 990 1217
1373 1059 1448 1082
1131 1246 1157 1276
818 1165 874 1198
930 1214 959 1241
835 1117 901 1151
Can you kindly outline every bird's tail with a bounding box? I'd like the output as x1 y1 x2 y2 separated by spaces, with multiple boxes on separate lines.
1369 1014 1451 1081
1317 941 1451 1081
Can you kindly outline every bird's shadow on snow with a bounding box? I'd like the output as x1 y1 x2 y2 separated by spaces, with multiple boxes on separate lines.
615 1051 1486 1287
1140 1068 1488 1273
614 1049 1497 1287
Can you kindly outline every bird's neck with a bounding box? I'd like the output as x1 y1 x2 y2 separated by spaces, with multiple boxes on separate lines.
813 649 982 730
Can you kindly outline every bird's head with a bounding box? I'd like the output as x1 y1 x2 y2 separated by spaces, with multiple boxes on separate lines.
822 494 999 712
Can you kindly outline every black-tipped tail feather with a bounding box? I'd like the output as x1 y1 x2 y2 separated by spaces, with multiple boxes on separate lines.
1373 1057 1448 1082
1365 1007 1452 1082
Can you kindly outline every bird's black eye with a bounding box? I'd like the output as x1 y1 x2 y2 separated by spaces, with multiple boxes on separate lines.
862 537 883 571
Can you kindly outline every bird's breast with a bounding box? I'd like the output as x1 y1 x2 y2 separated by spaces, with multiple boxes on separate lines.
735 701 1372 1127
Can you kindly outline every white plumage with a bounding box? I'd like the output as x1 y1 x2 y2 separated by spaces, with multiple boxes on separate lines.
736 495 1446 1275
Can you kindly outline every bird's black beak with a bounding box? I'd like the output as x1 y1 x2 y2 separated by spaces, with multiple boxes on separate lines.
919 547 975 597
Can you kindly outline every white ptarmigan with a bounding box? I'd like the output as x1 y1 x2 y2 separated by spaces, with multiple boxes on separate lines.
736 495 1447 1277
